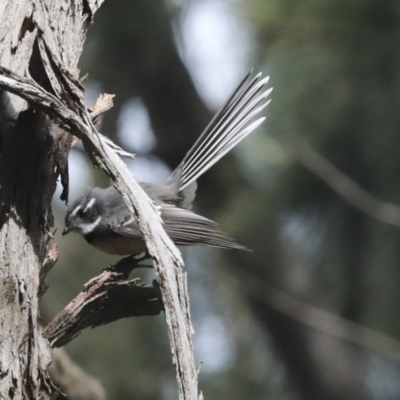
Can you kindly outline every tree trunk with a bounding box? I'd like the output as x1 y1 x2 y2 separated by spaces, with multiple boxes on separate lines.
0 1 103 398
0 2 201 399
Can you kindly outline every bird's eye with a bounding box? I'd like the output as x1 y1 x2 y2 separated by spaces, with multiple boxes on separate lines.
78 209 86 218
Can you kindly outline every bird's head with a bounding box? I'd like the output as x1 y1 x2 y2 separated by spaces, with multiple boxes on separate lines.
63 189 102 236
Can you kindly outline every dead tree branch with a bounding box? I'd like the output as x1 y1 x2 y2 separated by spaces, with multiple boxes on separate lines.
43 257 163 348
0 63 200 399
0 1 108 397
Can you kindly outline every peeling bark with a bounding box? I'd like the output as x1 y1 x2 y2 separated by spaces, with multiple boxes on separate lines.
0 1 104 398
43 257 163 348
0 1 201 399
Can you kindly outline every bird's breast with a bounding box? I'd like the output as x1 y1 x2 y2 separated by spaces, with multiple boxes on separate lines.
86 235 147 256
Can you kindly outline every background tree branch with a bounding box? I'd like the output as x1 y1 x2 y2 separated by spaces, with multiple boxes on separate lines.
49 348 106 400
280 138 400 227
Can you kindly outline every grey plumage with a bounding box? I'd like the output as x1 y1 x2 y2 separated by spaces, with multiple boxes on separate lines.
64 72 272 255
159 205 247 250
166 72 272 208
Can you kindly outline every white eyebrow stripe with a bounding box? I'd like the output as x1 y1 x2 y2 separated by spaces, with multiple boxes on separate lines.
83 198 97 212
70 205 82 217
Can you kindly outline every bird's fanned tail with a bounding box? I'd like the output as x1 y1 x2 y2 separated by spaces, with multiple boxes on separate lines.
177 72 272 191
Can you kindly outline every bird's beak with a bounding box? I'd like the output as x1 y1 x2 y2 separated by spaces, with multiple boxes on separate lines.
62 227 70 236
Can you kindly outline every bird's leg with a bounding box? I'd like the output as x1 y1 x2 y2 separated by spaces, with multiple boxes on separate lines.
134 251 154 268
105 254 141 276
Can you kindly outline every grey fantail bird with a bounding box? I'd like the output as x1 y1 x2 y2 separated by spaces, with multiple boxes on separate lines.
63 72 272 255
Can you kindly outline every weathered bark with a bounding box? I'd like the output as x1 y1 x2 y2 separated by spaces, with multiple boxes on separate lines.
0 63 201 400
43 257 163 348
0 2 201 399
0 1 103 398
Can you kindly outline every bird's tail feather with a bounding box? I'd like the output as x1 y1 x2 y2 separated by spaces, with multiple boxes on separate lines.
177 72 272 191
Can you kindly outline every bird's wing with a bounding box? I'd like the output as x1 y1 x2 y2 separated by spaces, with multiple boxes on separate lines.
107 216 143 238
160 205 249 251
107 204 249 251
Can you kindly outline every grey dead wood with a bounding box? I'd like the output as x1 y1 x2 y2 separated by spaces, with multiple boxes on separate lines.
0 1 103 398
0 1 201 399
43 257 164 348
0 64 201 400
